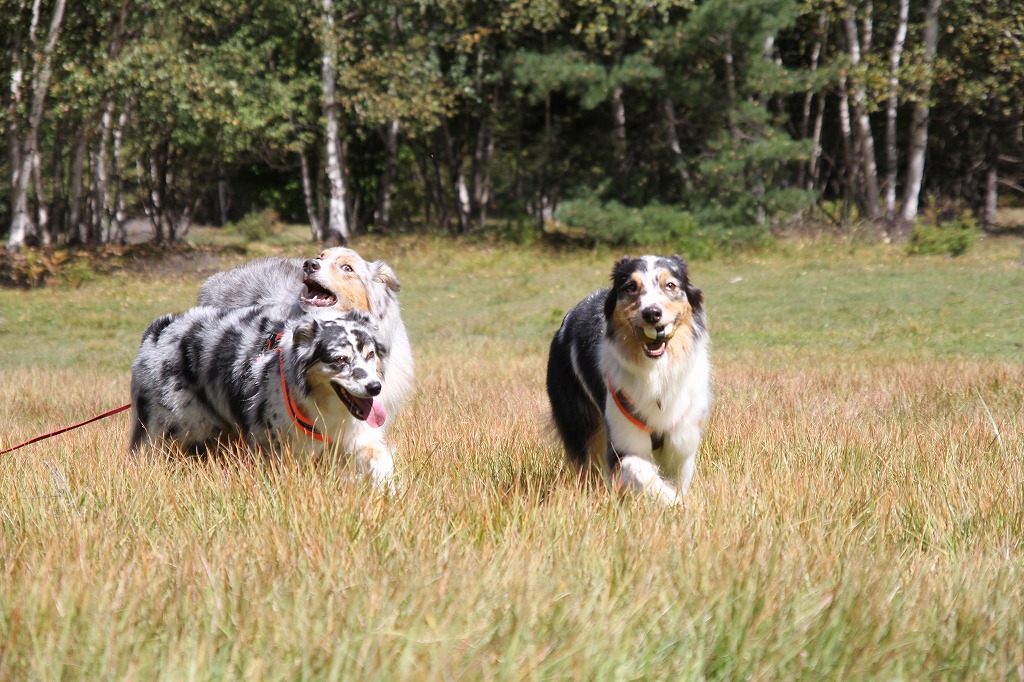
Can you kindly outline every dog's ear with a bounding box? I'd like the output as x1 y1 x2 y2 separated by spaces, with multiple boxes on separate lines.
604 257 633 320
610 256 633 285
670 254 703 311
292 320 319 346
685 280 703 311
603 287 617 320
372 261 402 293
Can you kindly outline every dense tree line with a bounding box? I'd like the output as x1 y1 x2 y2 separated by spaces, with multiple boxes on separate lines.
3 0 1022 250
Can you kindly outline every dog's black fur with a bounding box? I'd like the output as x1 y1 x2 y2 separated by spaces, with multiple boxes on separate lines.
547 255 710 504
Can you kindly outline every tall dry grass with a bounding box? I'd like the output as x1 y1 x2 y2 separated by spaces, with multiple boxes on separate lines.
1 236 1022 679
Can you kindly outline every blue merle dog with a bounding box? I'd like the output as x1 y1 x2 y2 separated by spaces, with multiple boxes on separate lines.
129 306 394 489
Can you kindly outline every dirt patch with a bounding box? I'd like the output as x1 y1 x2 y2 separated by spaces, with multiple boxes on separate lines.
0 241 245 289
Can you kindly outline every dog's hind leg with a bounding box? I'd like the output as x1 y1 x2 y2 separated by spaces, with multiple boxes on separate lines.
546 341 605 469
128 420 148 453
552 397 604 468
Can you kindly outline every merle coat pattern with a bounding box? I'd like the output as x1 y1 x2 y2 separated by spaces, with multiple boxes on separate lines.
129 306 395 488
197 249 413 422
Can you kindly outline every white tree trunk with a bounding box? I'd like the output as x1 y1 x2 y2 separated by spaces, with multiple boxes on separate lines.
844 8 881 221
377 119 399 228
837 73 856 222
321 0 349 244
798 14 826 193
68 134 87 243
611 85 627 169
299 148 322 241
91 1 129 244
110 107 129 243
31 133 49 245
884 0 909 227
809 94 826 193
93 100 114 242
983 163 997 230
663 97 693 193
6 0 67 250
440 119 469 233
457 169 471 226
901 0 941 223
472 116 486 225
479 120 495 227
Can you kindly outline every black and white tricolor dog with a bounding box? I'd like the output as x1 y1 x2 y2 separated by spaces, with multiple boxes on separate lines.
546 255 711 505
129 306 395 489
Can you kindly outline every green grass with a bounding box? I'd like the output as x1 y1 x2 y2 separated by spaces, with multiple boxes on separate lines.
1 231 1023 679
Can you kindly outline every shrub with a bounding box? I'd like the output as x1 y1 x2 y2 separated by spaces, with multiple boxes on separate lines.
906 210 980 257
550 198 772 257
59 259 96 288
229 208 282 243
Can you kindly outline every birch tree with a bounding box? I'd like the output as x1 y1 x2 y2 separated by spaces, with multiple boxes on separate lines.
884 0 909 227
796 12 829 194
321 0 350 244
6 0 67 250
900 0 941 223
843 4 881 221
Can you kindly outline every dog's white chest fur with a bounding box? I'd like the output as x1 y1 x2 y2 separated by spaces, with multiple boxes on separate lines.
602 336 711 434
601 337 711 506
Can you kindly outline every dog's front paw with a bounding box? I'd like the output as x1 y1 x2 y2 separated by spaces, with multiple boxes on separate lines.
652 484 682 507
353 443 395 494
614 455 682 507
368 452 396 494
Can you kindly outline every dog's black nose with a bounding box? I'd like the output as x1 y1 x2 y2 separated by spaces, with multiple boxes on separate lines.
365 380 382 396
303 258 320 275
642 306 662 324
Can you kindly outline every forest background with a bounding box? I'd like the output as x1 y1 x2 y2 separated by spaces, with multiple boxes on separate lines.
3 0 1022 252
3 2 1024 676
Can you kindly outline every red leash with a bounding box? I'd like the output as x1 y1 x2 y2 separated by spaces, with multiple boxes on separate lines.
3 331 330 456
0 403 132 455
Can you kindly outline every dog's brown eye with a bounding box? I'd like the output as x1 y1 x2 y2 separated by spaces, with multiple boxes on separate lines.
624 282 639 295
665 281 678 291
340 264 354 272
365 350 375 360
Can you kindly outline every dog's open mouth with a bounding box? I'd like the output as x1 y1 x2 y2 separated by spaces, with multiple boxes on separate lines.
644 338 667 358
300 278 338 308
331 383 387 428
638 323 675 359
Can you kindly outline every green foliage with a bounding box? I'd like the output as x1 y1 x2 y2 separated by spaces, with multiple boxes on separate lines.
551 198 774 257
3 0 1022 247
228 208 282 243
693 119 817 226
907 211 981 257
510 49 662 110
59 259 97 288
553 198 693 247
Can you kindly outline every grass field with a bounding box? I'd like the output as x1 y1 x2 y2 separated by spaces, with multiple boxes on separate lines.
1 229 1023 679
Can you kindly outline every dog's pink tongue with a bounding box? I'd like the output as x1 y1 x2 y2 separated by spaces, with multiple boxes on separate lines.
366 399 386 428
